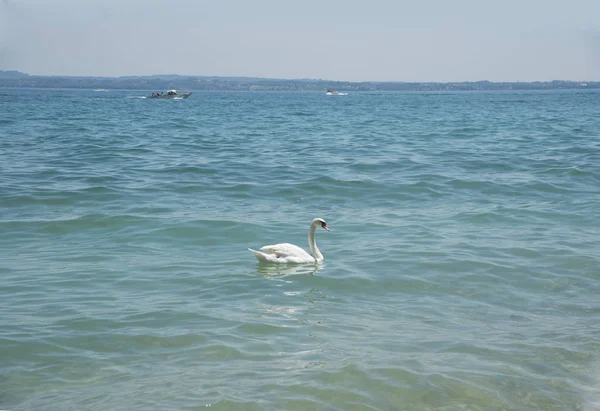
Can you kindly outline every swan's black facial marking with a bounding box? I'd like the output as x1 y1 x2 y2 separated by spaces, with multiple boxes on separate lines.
321 221 330 231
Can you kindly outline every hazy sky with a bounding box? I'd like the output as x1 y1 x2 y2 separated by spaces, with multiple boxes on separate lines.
1 0 599 81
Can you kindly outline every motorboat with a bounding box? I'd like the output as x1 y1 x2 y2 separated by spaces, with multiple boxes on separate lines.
149 90 192 99
325 89 348 96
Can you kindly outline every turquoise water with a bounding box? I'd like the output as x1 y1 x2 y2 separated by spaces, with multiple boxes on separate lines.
1 88 599 410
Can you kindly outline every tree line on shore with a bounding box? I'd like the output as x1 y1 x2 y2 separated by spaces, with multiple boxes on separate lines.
1 70 597 91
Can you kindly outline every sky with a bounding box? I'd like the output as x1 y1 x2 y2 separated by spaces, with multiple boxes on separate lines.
1 0 599 82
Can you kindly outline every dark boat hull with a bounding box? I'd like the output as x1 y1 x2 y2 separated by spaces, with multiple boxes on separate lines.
148 92 192 99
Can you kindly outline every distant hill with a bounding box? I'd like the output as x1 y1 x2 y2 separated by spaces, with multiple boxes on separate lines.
0 70 29 79
0 70 598 91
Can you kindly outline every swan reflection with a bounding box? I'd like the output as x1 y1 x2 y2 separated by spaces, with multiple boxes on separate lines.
257 262 324 279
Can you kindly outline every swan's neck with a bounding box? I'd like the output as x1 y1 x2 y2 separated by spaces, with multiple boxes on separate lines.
308 224 323 262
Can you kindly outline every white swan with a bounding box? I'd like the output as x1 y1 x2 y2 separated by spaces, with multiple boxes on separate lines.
249 218 330 264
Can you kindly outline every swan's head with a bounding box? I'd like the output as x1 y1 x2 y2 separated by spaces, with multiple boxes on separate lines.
312 217 330 231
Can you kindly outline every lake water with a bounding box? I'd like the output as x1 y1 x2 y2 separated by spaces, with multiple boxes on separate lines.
1 88 599 410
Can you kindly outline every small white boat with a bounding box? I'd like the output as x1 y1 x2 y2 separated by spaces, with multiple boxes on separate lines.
149 90 192 99
325 89 348 96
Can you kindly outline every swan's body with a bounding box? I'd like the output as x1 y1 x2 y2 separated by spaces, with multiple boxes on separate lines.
249 218 330 264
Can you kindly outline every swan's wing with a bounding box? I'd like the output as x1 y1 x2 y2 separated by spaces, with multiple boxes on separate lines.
249 248 278 263
250 245 316 264
260 243 312 259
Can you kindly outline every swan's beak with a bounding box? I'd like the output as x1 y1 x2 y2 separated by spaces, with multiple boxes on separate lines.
323 226 330 232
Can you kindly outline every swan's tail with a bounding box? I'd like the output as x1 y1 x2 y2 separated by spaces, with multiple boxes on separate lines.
248 248 269 262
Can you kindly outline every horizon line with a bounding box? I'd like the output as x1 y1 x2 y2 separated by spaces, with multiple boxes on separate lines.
1 70 597 84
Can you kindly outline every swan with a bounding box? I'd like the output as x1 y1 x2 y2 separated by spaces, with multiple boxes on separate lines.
249 218 330 264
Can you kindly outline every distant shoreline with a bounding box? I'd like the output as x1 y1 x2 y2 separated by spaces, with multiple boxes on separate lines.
1 70 598 91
